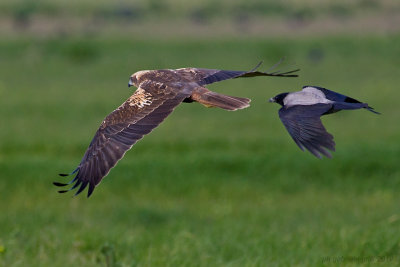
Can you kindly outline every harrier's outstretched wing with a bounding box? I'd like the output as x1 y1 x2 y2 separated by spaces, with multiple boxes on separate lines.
177 60 299 86
278 104 336 158
54 82 191 197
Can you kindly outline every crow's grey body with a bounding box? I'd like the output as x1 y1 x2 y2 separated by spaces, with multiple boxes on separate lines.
283 86 334 106
270 86 379 158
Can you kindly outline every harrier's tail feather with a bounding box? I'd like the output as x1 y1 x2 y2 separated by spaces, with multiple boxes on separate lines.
200 92 251 111
191 87 250 111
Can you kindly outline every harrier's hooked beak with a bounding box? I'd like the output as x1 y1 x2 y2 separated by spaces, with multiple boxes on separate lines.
269 97 276 103
128 80 133 87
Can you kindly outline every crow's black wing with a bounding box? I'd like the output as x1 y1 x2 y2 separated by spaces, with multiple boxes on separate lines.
302 86 380 114
302 86 351 102
278 104 335 158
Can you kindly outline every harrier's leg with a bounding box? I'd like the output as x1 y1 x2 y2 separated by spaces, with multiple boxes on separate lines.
189 87 250 111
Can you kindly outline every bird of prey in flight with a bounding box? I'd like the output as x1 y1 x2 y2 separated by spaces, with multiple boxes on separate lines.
54 62 299 197
269 86 379 158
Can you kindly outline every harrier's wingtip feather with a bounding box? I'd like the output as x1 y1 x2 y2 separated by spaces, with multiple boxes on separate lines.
87 184 95 198
53 182 69 187
250 61 263 72
278 69 300 76
74 182 88 196
58 168 78 177
264 58 284 73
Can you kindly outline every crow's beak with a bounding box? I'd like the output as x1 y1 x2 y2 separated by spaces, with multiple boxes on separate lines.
269 97 275 103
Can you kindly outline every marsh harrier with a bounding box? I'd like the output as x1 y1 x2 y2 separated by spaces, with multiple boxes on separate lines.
54 62 299 197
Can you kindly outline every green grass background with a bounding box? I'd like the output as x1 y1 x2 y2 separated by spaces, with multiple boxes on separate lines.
0 35 400 266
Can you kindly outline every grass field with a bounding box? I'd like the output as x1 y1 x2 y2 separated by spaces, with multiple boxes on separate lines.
0 35 400 266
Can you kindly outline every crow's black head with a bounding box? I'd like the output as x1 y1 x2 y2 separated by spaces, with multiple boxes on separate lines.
269 93 288 106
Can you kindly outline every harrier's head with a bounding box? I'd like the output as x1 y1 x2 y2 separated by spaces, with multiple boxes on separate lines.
128 70 150 88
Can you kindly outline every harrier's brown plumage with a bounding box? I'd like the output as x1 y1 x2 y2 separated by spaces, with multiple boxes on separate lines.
54 62 299 197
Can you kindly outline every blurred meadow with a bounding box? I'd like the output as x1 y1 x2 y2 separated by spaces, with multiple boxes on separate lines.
1 0 400 266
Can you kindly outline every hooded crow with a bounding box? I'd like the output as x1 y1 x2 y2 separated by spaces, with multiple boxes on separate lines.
269 86 379 158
